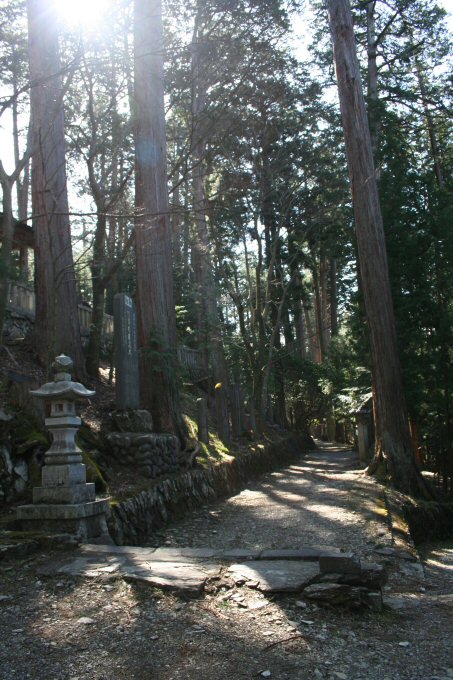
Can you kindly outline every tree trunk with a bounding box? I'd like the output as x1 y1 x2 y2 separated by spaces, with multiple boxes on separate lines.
134 0 186 440
303 302 317 362
415 58 452 492
294 297 307 358
86 281 105 378
0 181 14 341
327 0 433 497
320 256 330 352
27 0 85 378
190 16 229 388
416 59 444 189
311 266 325 363
86 208 106 377
366 1 380 171
13 69 31 226
330 258 338 337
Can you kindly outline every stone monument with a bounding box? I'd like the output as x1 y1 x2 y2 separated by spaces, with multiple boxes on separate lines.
197 397 209 444
106 294 181 479
17 355 110 540
113 293 139 410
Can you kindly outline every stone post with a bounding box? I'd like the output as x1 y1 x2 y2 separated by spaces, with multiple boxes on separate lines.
266 395 274 425
114 293 139 410
215 384 230 445
17 355 110 540
229 384 242 438
356 413 370 464
246 397 257 433
197 397 209 444
327 414 337 442
238 386 246 433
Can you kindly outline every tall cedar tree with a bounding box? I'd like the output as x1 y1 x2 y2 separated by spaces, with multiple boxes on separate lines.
134 0 186 440
326 0 434 497
27 0 85 378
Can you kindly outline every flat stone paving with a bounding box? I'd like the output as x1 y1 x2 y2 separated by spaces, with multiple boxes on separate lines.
38 543 340 596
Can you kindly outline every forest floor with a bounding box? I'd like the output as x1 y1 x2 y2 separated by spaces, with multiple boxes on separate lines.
1 444 453 680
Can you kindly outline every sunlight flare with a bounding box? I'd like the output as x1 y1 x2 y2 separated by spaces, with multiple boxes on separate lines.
51 0 111 30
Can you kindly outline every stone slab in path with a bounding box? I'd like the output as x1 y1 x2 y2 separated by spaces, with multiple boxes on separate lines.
78 543 337 563
227 560 320 592
260 547 340 561
36 544 336 595
38 551 222 597
122 562 221 596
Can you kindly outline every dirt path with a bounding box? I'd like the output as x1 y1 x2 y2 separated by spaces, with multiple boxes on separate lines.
152 444 390 558
1 444 452 680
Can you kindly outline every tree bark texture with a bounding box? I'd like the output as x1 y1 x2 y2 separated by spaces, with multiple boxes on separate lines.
85 213 107 378
365 1 380 169
330 258 338 337
303 303 317 362
190 17 229 387
134 0 186 440
27 0 85 378
327 0 433 497
0 181 14 340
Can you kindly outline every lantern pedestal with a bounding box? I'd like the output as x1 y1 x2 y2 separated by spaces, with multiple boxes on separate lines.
17 355 111 541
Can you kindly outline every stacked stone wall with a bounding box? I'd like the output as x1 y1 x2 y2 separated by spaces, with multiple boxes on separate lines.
104 432 180 479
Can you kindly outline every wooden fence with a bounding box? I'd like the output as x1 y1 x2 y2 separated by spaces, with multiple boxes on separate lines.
6 281 114 337
5 282 200 374
177 345 205 379
7 281 35 318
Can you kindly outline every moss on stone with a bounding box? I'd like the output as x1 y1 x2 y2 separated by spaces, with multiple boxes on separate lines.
80 449 108 494
0 530 46 544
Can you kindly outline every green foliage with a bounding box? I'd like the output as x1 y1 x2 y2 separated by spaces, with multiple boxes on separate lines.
377 102 453 473
281 353 331 427
182 402 231 464
142 328 178 379
323 334 372 420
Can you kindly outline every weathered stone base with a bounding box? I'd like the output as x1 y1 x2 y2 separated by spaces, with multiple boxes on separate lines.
17 498 110 541
105 432 180 478
41 462 87 488
33 482 96 505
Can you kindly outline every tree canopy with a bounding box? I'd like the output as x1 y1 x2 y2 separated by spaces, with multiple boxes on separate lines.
0 0 451 495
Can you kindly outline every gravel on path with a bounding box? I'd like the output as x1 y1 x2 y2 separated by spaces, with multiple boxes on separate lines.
1 444 452 680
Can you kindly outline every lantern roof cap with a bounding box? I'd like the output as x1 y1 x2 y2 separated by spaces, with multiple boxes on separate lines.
30 354 95 401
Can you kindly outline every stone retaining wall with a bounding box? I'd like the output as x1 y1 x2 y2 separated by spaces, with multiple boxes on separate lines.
0 443 29 504
104 432 180 479
4 311 34 341
400 496 453 543
107 433 312 545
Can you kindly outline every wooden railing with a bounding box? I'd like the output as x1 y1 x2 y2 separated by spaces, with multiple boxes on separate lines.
6 283 200 373
77 304 92 335
7 281 35 318
6 282 114 337
177 345 202 370
177 345 206 379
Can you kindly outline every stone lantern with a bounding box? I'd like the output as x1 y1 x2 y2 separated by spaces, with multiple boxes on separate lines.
17 355 110 540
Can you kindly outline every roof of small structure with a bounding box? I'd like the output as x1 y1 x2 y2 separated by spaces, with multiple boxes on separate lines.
0 213 35 249
354 393 373 416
